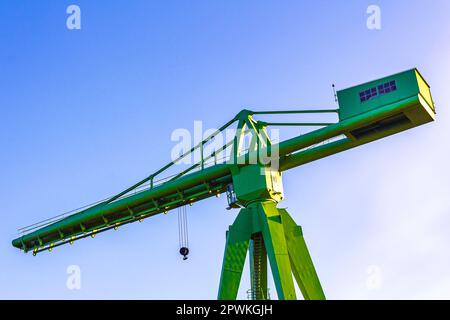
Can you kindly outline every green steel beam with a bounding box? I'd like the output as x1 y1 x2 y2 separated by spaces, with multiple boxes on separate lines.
252 109 339 115
13 165 232 251
279 209 325 300
257 201 297 300
263 122 335 126
218 209 251 300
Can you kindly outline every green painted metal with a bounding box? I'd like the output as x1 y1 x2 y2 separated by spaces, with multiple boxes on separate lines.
218 209 251 299
12 69 435 300
337 68 434 121
231 165 284 204
13 164 233 253
279 209 325 299
258 201 297 300
217 199 324 300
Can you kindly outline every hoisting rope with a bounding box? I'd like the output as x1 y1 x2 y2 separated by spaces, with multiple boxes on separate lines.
177 205 189 260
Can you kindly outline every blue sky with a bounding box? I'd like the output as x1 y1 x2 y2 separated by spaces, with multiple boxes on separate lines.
1 0 450 299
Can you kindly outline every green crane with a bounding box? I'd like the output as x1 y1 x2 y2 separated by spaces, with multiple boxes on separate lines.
12 68 435 300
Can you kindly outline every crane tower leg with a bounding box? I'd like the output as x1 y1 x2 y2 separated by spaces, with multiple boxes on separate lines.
217 209 251 299
217 201 325 300
279 208 325 300
257 201 297 300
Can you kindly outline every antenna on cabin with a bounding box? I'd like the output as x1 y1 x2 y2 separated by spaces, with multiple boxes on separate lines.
332 84 338 106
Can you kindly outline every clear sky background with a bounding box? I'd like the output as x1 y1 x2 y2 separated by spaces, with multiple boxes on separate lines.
1 0 450 299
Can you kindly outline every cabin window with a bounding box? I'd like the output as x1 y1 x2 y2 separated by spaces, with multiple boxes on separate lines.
359 80 397 103
378 80 397 95
359 87 378 102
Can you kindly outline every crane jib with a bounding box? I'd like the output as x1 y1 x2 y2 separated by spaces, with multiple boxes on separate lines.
12 68 435 254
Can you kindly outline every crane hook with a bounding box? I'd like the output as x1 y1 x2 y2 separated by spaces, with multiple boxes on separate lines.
178 205 189 260
179 247 189 260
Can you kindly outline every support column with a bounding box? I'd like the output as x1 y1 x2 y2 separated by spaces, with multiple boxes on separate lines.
279 209 325 300
257 201 297 300
218 209 251 300
217 200 325 300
